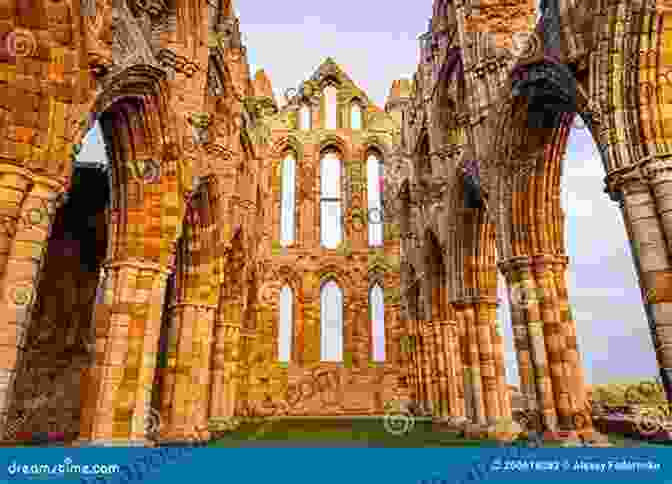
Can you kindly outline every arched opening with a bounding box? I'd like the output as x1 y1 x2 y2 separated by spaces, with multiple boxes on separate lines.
300 104 311 131
370 284 385 362
7 120 111 441
320 149 343 249
320 279 343 362
280 152 296 246
351 101 362 130
278 285 293 362
367 151 384 247
324 84 338 130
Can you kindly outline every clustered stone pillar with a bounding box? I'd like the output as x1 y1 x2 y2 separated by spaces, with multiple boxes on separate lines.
472 296 504 422
422 321 439 414
409 319 425 407
499 253 587 431
209 294 242 420
79 259 172 445
158 302 216 443
501 257 537 416
613 163 672 403
456 303 485 424
532 255 573 429
500 256 558 429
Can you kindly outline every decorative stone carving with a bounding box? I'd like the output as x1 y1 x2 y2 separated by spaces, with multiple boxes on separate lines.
189 113 212 145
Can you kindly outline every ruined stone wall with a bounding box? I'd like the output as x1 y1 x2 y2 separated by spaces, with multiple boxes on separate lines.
236 59 407 416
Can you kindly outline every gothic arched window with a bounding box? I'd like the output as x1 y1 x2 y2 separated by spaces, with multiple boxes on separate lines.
300 104 311 131
370 283 385 362
324 85 338 130
320 150 342 249
367 153 383 246
320 280 343 361
280 153 296 246
351 102 362 130
278 285 293 362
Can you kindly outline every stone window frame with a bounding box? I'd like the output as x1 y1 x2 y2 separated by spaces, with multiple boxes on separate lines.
321 79 340 130
368 271 387 362
319 277 344 362
366 147 385 248
280 150 297 247
319 146 345 249
350 97 364 130
272 267 302 363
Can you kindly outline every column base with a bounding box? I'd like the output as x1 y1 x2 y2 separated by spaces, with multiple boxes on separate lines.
157 428 211 446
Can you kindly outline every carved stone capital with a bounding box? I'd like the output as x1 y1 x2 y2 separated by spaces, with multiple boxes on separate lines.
497 256 533 277
156 48 200 78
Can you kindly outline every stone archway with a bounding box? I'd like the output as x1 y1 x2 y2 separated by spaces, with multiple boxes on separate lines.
395 0 672 436
5 136 111 442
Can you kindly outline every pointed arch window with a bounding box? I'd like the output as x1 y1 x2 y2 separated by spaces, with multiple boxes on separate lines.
278 285 293 362
367 153 383 246
370 283 385 362
321 280 343 362
324 85 338 130
351 102 362 130
280 153 296 246
300 104 311 131
320 150 342 249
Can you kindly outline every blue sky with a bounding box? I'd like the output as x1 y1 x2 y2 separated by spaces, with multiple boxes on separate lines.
76 1 659 386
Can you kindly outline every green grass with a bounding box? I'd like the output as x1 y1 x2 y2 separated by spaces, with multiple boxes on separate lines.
211 418 519 448
209 418 672 448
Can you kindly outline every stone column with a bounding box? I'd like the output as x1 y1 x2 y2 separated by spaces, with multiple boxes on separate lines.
454 306 473 420
464 303 485 424
159 303 216 443
78 259 172 445
433 319 449 418
0 167 64 439
301 273 320 365
403 319 419 402
492 314 511 419
532 254 572 428
209 296 242 420
423 321 438 415
550 255 587 427
472 296 501 421
499 256 557 430
413 319 427 406
642 158 672 402
439 320 462 417
500 258 537 413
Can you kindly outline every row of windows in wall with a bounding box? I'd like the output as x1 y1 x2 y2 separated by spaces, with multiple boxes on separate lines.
278 282 386 363
280 151 384 248
299 86 363 131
